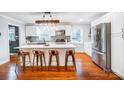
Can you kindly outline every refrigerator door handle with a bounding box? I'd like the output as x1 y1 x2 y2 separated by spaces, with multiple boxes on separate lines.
122 28 124 33
92 49 105 55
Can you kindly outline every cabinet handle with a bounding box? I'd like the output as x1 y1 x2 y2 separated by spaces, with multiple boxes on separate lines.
122 28 124 33
122 34 124 38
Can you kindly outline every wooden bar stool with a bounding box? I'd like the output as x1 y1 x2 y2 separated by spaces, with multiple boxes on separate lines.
15 50 32 72
65 50 76 71
48 50 59 71
32 50 46 71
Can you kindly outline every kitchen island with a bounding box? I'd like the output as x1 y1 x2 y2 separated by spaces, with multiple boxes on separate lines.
16 43 76 66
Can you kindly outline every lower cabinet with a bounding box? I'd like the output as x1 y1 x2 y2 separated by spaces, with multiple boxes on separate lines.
84 42 92 56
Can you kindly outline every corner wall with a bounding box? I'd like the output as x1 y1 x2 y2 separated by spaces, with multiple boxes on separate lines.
0 15 25 65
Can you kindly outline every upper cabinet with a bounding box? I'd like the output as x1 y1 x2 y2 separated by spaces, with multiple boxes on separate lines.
111 13 124 34
91 13 112 27
26 26 37 36
91 12 124 34
25 25 72 37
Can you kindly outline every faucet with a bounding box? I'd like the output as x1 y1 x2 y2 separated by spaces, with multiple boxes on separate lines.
43 38 46 44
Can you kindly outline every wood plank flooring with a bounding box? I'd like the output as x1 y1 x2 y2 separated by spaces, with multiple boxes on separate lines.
0 53 121 80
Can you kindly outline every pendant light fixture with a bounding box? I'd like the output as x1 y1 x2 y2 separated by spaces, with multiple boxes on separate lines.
35 12 60 25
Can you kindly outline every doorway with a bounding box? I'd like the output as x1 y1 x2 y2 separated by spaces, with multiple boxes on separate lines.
9 25 19 54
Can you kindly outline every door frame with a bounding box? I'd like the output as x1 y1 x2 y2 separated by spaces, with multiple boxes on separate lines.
8 25 20 54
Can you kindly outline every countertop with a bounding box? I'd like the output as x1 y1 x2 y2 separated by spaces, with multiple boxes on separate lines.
15 43 76 49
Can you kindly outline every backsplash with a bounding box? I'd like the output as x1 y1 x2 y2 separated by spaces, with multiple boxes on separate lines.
51 36 70 42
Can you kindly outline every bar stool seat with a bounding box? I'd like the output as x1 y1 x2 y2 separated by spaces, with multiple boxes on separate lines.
32 50 46 71
65 50 76 71
48 50 59 71
15 50 32 72
19 51 29 55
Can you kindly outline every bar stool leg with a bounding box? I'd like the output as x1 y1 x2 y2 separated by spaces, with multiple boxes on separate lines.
65 55 68 71
32 55 35 71
40 55 43 71
72 55 76 71
36 55 39 70
28 55 33 71
48 55 52 71
56 55 59 71
43 53 46 67
22 56 26 72
15 55 19 72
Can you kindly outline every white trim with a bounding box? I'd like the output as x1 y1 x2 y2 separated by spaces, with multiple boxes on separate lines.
112 70 124 79
0 57 9 65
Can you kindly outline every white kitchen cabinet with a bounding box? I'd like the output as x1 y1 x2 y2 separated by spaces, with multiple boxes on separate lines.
111 13 124 79
111 13 124 34
111 34 124 78
26 26 37 36
84 42 92 56
65 25 71 36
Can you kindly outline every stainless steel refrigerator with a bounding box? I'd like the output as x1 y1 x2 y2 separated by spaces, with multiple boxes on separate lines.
92 23 111 71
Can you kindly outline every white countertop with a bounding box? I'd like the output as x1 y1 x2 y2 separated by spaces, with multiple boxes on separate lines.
16 43 76 49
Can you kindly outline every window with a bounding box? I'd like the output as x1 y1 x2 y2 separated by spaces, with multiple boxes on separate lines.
9 27 16 41
71 26 83 43
36 26 51 41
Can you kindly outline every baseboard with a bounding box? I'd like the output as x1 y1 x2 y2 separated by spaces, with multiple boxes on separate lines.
75 50 84 53
83 52 92 58
75 52 84 54
0 57 10 65
111 70 124 80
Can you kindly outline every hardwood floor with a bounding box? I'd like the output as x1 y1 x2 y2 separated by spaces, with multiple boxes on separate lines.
0 53 121 80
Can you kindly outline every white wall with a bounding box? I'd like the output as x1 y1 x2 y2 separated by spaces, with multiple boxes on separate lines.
0 15 25 65
0 16 9 64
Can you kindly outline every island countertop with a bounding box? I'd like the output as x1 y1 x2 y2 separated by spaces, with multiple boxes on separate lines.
16 43 76 49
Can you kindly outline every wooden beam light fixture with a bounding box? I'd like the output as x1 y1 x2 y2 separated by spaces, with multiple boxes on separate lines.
35 12 60 24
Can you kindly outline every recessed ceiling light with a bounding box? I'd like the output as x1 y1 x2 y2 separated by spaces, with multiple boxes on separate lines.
79 19 84 22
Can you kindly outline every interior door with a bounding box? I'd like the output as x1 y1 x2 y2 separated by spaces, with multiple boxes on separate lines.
9 25 19 53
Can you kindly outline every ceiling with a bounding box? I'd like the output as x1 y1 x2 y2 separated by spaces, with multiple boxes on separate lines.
0 12 107 25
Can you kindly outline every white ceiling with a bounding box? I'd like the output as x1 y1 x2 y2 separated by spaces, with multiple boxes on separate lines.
0 12 107 24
